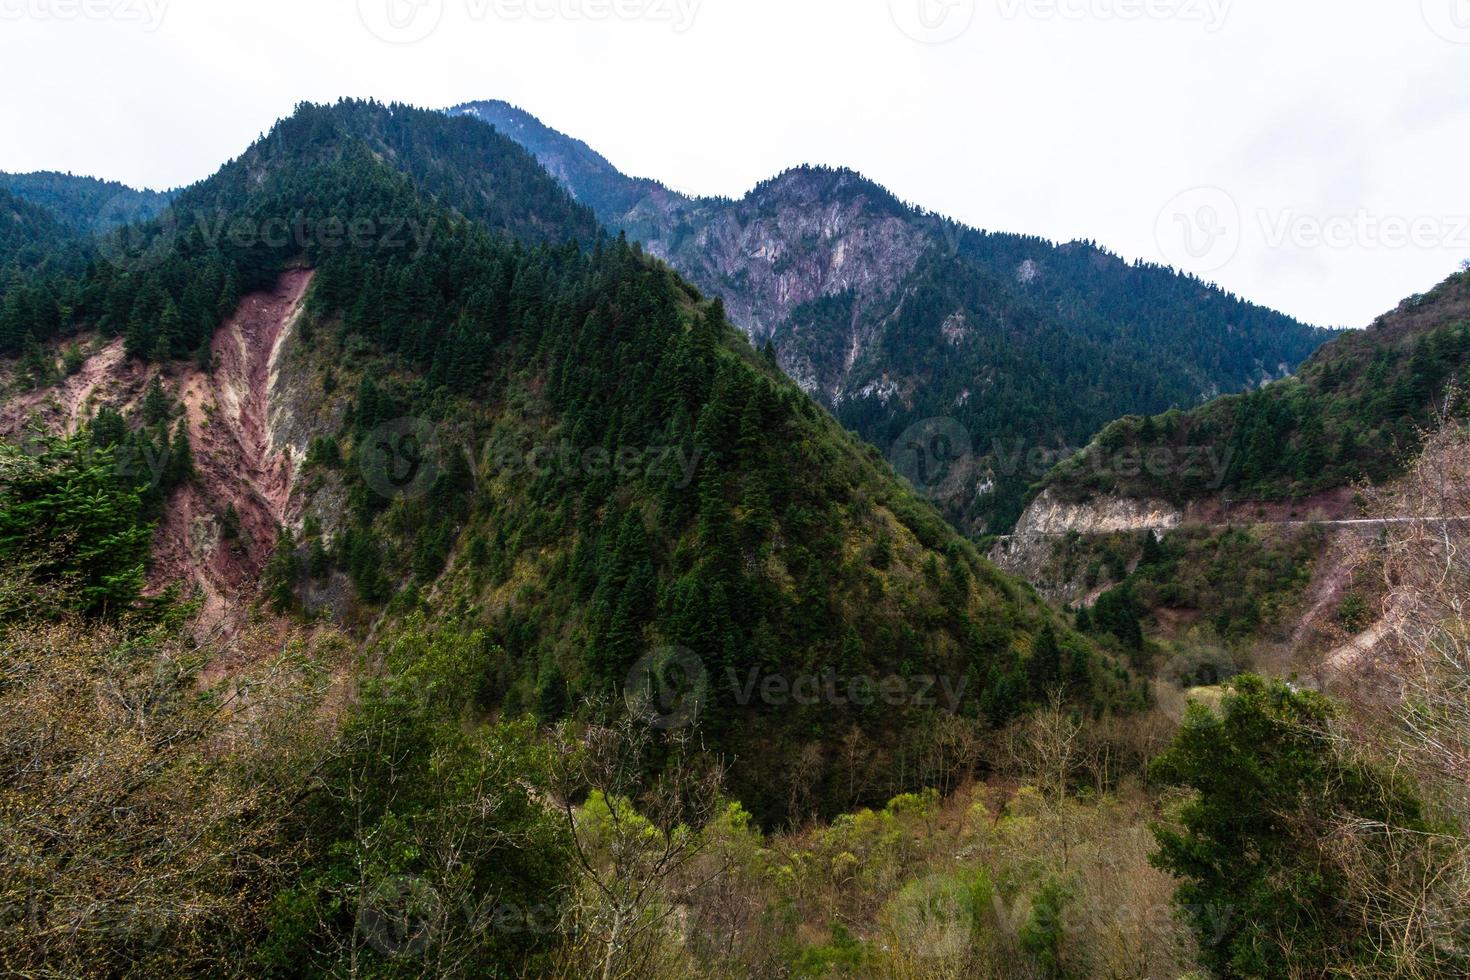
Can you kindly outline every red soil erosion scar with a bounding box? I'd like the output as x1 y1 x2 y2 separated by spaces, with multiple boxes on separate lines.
149 268 315 625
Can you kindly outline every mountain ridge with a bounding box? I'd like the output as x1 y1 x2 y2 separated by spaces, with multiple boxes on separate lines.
1 99 1132 826
450 98 1333 532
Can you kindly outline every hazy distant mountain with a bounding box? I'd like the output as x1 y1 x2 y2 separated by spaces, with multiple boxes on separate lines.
451 99 1332 532
0 171 174 234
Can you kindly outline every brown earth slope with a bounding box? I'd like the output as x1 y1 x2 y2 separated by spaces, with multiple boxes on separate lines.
152 268 314 622
0 269 316 626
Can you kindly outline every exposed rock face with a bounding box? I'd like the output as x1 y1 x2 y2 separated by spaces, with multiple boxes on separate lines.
640 169 927 335
1013 488 1183 536
0 269 342 627
450 99 1330 533
991 488 1182 603
610 165 933 403
153 269 317 623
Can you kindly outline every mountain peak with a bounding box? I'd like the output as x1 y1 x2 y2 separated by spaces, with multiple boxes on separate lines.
446 99 665 218
746 164 903 211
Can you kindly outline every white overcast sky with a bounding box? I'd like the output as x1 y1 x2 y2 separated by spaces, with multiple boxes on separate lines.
1 0 1467 327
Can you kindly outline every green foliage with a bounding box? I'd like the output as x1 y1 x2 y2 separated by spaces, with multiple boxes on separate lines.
1018 877 1073 979
1027 623 1062 695
142 375 171 424
0 434 151 616
1337 591 1371 631
1139 529 1164 568
220 502 240 541
1150 675 1431 978
258 616 572 978
305 435 341 468
1091 585 1142 652
791 923 867 976
262 528 299 613
0 170 172 233
164 418 194 488
60 344 86 376
1041 270 1470 508
0 187 82 285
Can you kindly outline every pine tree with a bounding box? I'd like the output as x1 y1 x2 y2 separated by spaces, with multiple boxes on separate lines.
89 407 127 451
263 527 299 613
0 435 151 615
1139 529 1164 568
164 418 194 488
1093 586 1143 651
220 502 241 542
1027 624 1062 695
142 377 171 425
156 299 181 359
19 334 53 388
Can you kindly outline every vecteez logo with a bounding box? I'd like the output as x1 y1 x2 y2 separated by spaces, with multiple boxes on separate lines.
358 0 445 44
889 417 975 500
358 0 701 42
623 647 708 730
996 0 1231 31
357 876 441 958
890 0 977 44
1154 186 1241 274
1422 0 1470 44
95 193 180 274
1258 210 1470 252
358 418 442 501
0 0 170 31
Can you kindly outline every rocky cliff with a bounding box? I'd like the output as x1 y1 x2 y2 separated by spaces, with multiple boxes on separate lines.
1012 488 1184 536
451 100 1329 533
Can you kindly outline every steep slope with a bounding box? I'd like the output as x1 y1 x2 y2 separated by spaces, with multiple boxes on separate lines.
0 99 1135 825
153 268 318 623
995 266 1470 686
0 271 325 626
1029 267 1470 511
450 99 1331 532
446 99 668 219
0 100 603 365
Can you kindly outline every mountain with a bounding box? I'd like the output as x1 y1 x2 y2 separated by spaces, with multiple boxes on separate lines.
449 99 1333 533
0 99 1133 829
1028 266 1470 515
0 171 173 234
0 187 75 274
992 265 1470 688
4 97 1459 980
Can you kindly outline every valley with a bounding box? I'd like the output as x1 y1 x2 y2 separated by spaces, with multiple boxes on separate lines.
451 100 1333 534
0 95 1466 979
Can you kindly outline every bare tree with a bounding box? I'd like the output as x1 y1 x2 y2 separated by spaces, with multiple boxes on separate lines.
1324 424 1470 974
546 707 727 980
0 581 339 977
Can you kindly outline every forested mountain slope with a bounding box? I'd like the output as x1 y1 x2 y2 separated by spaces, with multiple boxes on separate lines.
451 99 1332 532
0 171 173 233
0 187 76 275
992 266 1470 699
0 99 1135 827
5 99 1460 980
1031 266 1470 512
